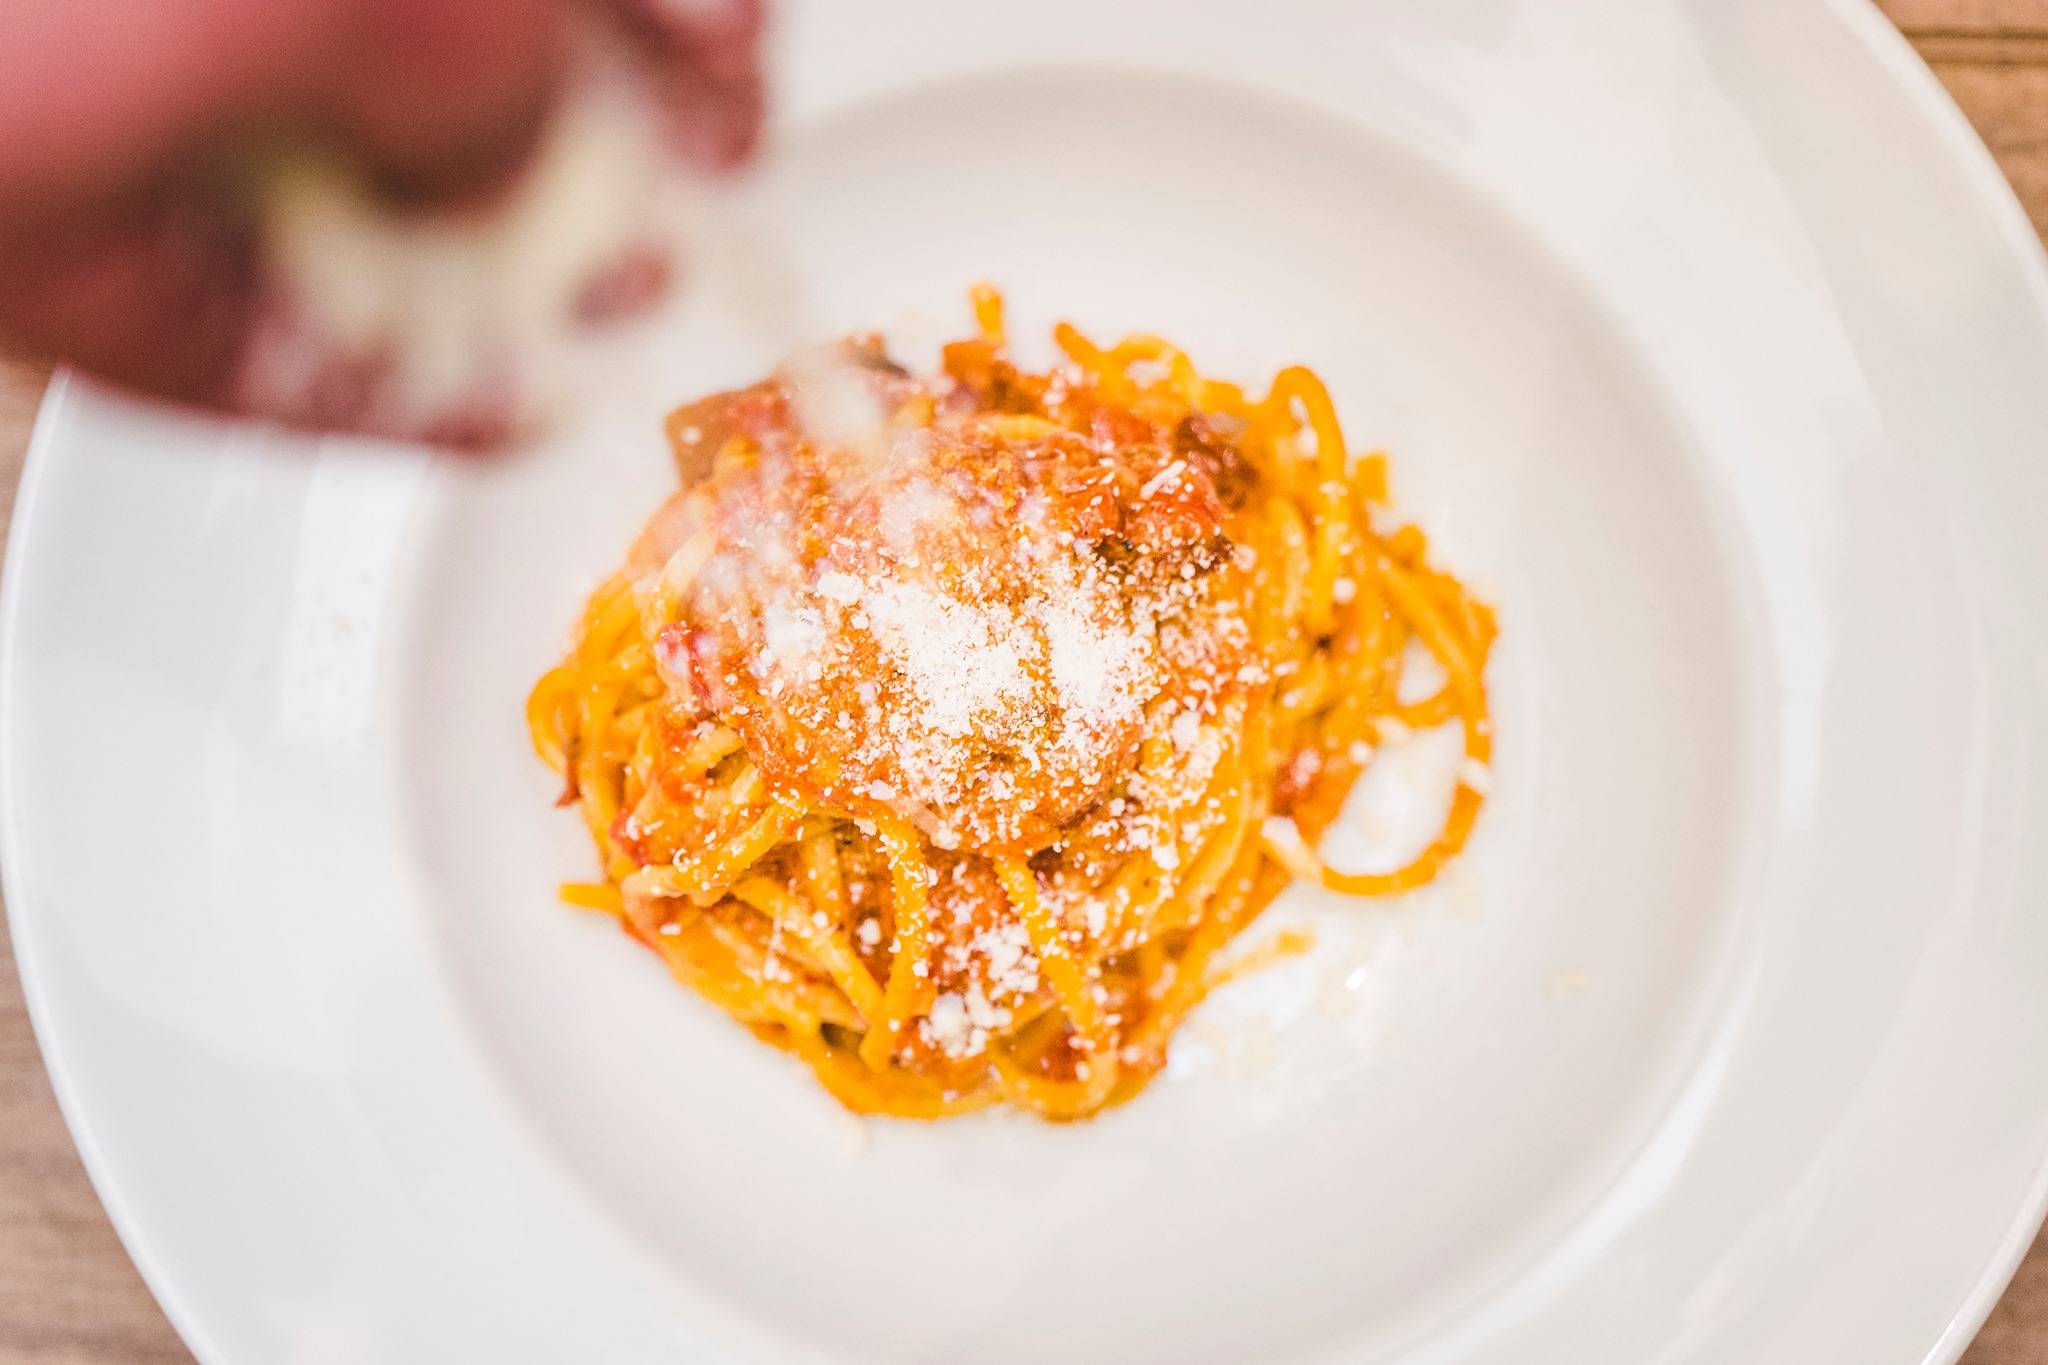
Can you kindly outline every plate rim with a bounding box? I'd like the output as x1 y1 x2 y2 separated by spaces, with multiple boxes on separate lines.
1813 3 2048 1357
2 371 233 1365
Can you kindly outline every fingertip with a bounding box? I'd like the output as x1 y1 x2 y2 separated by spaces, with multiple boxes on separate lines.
610 0 769 171
574 242 677 324
323 0 567 206
0 177 257 407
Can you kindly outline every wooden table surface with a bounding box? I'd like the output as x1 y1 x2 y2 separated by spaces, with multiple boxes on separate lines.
3 5 2048 1360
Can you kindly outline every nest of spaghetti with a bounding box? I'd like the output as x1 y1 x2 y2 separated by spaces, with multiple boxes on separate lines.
528 289 1496 1119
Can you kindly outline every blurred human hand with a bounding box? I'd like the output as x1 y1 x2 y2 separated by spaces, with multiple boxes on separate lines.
0 0 764 445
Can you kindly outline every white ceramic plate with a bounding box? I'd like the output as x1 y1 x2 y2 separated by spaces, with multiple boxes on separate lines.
8 1 2048 1361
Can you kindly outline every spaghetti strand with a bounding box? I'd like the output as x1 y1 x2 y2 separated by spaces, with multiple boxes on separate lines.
529 289 1496 1119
